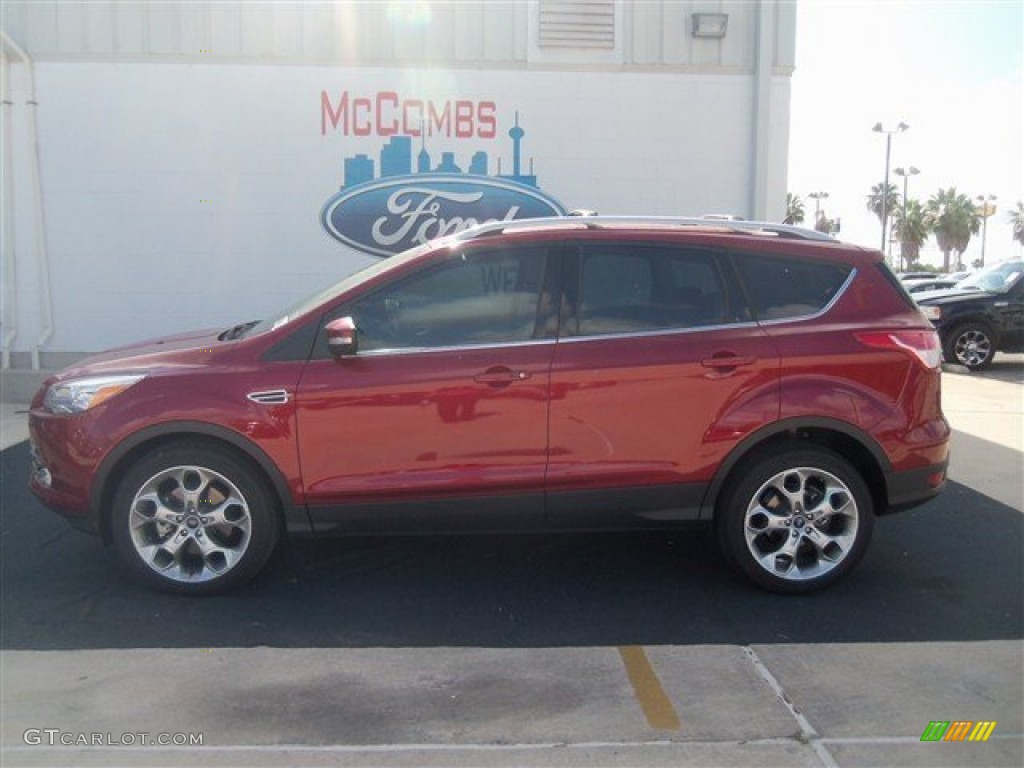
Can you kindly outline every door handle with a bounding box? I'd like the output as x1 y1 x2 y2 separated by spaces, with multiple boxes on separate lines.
701 355 756 369
474 366 532 386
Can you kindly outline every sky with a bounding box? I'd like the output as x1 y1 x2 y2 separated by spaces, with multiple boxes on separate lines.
787 0 1023 267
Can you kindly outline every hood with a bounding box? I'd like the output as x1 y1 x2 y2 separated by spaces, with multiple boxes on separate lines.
55 327 228 380
914 287 991 304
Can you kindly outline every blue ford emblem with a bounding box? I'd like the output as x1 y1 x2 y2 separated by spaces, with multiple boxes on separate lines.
321 174 566 257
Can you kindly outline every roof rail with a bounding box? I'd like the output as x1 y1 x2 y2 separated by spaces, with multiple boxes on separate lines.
454 216 837 243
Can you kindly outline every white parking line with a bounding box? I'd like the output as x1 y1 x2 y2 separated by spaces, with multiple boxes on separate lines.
6 733 1021 753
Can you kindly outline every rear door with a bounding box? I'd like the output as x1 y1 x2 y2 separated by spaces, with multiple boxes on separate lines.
545 242 780 526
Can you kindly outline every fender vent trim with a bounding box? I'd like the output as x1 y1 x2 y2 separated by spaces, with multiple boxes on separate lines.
247 389 290 405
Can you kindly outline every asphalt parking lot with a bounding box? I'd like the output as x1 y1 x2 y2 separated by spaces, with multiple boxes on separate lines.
1 359 1022 767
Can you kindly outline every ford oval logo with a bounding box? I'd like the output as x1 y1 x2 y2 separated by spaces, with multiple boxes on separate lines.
320 174 567 257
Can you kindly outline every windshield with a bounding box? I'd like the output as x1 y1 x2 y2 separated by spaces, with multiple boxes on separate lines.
958 261 1023 292
240 241 439 338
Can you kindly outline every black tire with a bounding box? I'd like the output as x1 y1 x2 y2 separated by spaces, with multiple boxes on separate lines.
716 446 874 594
111 441 280 595
943 322 996 371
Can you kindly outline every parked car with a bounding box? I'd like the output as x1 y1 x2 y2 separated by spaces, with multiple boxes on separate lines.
904 277 960 294
916 260 1024 370
29 217 950 595
899 271 940 281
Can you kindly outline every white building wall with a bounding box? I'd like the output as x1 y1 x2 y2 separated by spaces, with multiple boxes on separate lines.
1 1 795 362
1 1 794 70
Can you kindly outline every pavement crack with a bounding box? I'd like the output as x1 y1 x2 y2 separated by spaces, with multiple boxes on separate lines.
743 646 839 768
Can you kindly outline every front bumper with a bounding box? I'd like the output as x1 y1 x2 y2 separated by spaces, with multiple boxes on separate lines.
28 408 104 534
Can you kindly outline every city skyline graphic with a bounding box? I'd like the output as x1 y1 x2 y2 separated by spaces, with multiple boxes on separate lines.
340 112 540 190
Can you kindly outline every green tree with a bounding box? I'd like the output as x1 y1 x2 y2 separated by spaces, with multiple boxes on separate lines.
784 193 805 225
866 182 901 228
926 188 981 271
1010 201 1024 247
892 199 931 267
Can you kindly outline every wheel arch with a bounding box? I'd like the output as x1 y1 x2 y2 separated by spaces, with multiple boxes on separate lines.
941 313 1000 341
945 313 1001 335
91 421 306 543
701 417 891 520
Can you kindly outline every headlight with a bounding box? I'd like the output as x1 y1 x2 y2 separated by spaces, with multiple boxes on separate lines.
920 305 942 321
44 374 146 414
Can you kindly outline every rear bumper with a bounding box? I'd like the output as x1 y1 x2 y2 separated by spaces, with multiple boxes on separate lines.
883 460 948 514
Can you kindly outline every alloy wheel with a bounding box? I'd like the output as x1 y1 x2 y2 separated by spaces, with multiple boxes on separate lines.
128 465 252 583
743 466 859 582
952 328 993 368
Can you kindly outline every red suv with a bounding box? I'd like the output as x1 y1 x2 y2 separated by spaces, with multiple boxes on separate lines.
29 218 949 594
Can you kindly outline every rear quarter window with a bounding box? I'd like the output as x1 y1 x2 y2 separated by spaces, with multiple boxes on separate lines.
874 261 918 309
733 252 853 321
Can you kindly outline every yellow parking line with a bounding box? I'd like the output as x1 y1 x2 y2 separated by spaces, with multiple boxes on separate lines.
618 646 682 731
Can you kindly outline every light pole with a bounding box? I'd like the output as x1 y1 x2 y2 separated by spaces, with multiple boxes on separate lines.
975 194 997 268
808 191 829 230
872 122 909 256
893 166 920 271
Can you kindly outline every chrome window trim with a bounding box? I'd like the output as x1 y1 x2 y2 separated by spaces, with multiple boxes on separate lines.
556 267 856 342
558 320 761 344
331 266 857 354
355 337 557 358
753 267 857 327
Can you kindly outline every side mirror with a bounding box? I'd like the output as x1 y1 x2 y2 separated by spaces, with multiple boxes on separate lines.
326 316 358 358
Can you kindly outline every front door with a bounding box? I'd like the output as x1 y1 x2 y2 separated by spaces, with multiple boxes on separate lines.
295 244 558 531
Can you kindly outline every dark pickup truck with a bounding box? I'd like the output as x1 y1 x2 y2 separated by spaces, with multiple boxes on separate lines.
916 261 1024 370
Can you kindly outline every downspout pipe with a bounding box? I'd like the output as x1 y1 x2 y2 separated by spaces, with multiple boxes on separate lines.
1 31 52 370
750 0 775 220
1 46 16 368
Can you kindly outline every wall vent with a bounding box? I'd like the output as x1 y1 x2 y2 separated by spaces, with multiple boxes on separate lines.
539 0 615 49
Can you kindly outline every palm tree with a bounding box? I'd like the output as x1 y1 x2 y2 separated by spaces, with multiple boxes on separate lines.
866 182 900 227
892 199 931 266
784 193 805 225
1010 201 1024 247
926 188 981 271
814 212 835 234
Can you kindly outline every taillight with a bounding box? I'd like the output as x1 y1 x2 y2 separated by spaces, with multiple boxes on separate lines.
855 330 942 370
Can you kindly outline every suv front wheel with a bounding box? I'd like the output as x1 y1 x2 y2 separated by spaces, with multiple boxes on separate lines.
717 446 874 593
111 441 281 594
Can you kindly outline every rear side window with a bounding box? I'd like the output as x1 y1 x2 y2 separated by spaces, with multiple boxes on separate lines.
734 253 852 321
573 244 737 336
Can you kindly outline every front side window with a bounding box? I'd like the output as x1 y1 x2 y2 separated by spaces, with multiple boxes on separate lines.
734 253 852 321
344 246 551 352
572 244 734 336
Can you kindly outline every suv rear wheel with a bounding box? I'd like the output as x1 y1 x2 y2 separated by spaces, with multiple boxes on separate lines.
717 446 874 593
111 442 280 594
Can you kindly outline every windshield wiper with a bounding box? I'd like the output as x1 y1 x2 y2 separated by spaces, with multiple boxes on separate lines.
219 321 259 341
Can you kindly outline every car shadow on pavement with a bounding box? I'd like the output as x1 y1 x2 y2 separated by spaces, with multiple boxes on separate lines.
1 437 1021 651
945 356 1024 383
